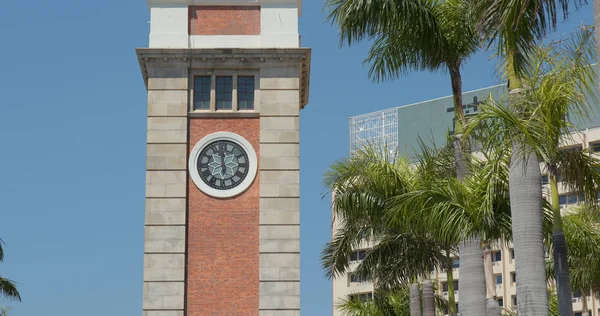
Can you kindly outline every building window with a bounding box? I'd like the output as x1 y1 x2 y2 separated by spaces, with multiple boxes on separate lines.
559 192 585 206
452 258 460 268
216 76 233 110
492 251 502 262
349 272 370 283
237 76 255 110
498 298 504 307
541 175 549 185
192 74 256 112
442 280 459 292
559 194 566 206
349 250 367 262
193 76 211 110
349 292 373 302
510 248 515 260
560 145 583 154
591 142 600 153
567 194 578 205
512 295 517 306
495 274 503 285
511 272 516 283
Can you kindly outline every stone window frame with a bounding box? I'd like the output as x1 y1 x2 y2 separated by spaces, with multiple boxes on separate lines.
189 69 260 114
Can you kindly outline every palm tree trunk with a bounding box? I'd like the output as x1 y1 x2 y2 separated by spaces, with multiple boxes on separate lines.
549 172 574 316
509 144 549 316
410 283 422 316
507 50 549 316
486 298 502 316
449 65 467 172
459 239 487 316
450 63 487 316
422 280 435 316
446 255 458 316
582 289 589 316
483 243 501 316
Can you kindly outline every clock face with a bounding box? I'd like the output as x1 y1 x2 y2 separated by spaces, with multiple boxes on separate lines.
189 132 258 198
196 140 249 190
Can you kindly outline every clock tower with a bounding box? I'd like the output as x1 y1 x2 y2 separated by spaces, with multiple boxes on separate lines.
136 1 310 316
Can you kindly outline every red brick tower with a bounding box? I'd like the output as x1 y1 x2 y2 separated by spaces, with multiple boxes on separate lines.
137 1 310 316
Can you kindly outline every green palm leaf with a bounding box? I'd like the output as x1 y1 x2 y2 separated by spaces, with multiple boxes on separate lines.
0 278 20 302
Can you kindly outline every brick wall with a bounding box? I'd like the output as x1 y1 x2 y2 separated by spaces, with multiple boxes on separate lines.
187 117 260 316
189 6 261 35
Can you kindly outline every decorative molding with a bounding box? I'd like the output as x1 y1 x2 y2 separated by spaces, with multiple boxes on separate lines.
188 111 260 118
136 48 311 108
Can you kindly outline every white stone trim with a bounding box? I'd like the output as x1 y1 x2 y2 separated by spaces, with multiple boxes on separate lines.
189 132 258 198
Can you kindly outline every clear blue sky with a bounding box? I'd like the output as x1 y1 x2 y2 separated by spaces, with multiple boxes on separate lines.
0 1 593 315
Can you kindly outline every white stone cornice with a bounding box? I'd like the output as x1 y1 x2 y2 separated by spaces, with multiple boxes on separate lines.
136 48 311 108
146 0 302 15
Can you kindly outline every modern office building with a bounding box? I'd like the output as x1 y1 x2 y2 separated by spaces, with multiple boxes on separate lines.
137 1 310 316
334 84 600 316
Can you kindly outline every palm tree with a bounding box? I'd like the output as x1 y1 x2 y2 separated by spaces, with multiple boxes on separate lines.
323 1 482 311
477 0 589 311
0 240 19 302
321 145 452 316
467 28 599 315
387 138 512 316
322 138 512 316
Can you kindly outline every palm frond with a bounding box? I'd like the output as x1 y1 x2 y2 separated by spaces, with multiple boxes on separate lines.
0 239 4 262
365 31 446 82
323 0 444 50
476 0 586 77
0 278 20 302
321 216 372 279
556 149 600 207
546 207 600 293
336 295 384 316
354 232 448 289
387 153 512 246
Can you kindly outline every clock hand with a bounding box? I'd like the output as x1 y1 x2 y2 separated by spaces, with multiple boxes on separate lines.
220 143 226 178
